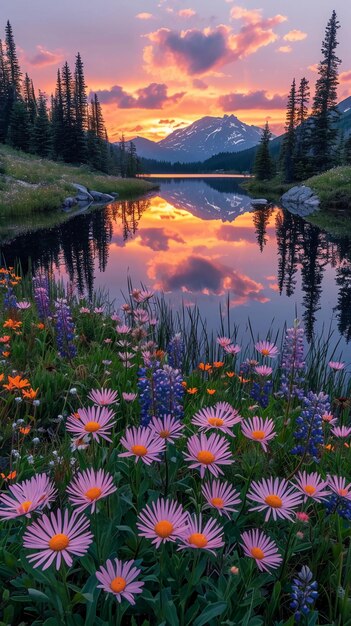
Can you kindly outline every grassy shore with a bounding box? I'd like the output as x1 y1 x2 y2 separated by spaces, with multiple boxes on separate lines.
0 145 157 216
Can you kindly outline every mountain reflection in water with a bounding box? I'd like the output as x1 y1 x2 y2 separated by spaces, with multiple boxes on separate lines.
1 176 351 353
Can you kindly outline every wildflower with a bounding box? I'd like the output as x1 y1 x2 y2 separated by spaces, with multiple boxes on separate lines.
294 471 330 502
167 333 184 370
67 468 116 513
290 566 318 622
0 474 56 520
254 365 273 377
122 392 137 402
0 471 17 481
213 361 224 368
184 432 233 478
255 340 279 358
296 512 310 523
207 388 216 395
223 344 241 355
331 426 351 439
96 558 144 604
3 375 30 390
328 361 345 371
280 321 305 400
241 416 276 451
70 435 90 451
322 413 337 425
202 480 241 517
19 426 31 435
33 274 50 320
23 509 93 570
217 336 232 348
240 529 282 572
88 388 119 406
119 426 166 464
226 371 235 378
116 324 131 334
36 323 45 330
66 406 116 443
3 319 22 330
149 414 184 443
0 336 10 343
177 514 224 554
327 475 351 500
192 401 241 436
55 298 77 359
187 387 198 394
17 301 31 310
137 498 188 547
80 307 90 314
292 391 329 461
230 566 239 575
250 379 273 408
22 388 39 400
247 477 303 522
198 363 212 372
138 364 184 426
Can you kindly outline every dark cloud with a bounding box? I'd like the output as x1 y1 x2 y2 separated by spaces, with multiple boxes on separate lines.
192 78 208 90
138 228 185 251
26 45 63 67
218 90 287 111
158 119 176 124
92 83 185 109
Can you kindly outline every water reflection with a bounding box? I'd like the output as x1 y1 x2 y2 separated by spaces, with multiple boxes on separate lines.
1 176 351 350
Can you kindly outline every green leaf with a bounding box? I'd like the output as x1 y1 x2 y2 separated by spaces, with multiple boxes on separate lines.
28 588 50 602
193 601 228 626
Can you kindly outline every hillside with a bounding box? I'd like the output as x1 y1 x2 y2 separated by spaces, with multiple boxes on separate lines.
0 145 157 216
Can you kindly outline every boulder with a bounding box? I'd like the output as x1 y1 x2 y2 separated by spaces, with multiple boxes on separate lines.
71 183 93 201
281 185 320 216
89 190 115 202
75 193 93 203
250 198 268 205
63 197 78 208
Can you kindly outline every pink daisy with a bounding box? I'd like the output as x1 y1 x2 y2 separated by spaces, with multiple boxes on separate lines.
119 426 166 465
255 341 279 359
254 365 273 377
294 471 330 502
241 416 276 451
192 402 241 437
216 336 232 348
332 426 351 439
149 414 184 443
240 529 282 572
202 480 241 517
17 301 31 310
122 392 137 402
328 361 345 371
322 413 338 426
88 388 119 406
327 475 351 500
96 558 144 604
247 477 302 522
0 474 56 520
223 343 241 355
177 514 224 555
67 468 117 513
184 432 233 478
66 406 116 443
137 498 188 547
23 508 93 570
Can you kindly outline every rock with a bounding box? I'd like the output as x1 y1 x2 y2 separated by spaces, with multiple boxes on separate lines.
89 190 115 202
63 197 78 208
281 185 320 216
250 198 268 205
75 193 93 203
110 192 119 198
71 183 93 201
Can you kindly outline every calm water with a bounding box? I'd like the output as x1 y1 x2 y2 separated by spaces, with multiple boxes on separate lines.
2 176 351 358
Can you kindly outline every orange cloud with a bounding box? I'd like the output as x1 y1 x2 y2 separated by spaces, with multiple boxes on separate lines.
219 89 287 111
283 29 307 41
178 9 196 18
277 45 292 53
308 63 319 72
92 83 185 109
136 12 153 20
340 70 351 82
25 45 63 67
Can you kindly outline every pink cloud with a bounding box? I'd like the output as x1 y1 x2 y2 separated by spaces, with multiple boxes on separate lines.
277 45 292 53
26 45 63 67
283 29 307 41
340 70 351 82
178 9 196 18
308 63 319 72
192 78 208 90
144 10 287 76
92 83 185 109
218 89 287 111
136 12 153 20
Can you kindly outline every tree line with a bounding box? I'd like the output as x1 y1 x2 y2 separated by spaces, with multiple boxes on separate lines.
0 21 139 176
254 10 351 182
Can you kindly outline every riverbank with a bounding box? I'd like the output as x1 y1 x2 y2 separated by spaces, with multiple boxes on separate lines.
0 145 158 216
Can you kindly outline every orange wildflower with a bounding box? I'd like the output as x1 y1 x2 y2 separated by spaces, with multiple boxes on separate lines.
0 335 10 343
207 389 216 395
19 426 31 435
3 319 22 330
0 374 3 382
3 375 31 390
213 361 224 368
324 444 334 452
0 470 16 481
237 375 250 384
226 372 235 378
187 387 198 395
36 323 45 330
155 350 165 359
22 387 39 400
198 363 212 372
181 381 187 388
2 352 10 358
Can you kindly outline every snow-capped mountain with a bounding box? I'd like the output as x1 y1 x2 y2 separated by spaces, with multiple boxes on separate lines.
129 114 263 163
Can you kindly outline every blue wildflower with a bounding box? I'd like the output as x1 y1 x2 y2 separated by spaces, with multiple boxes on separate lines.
55 298 77 359
291 391 329 461
290 565 318 622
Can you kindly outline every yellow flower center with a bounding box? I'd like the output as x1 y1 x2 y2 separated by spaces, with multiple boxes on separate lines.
84 421 100 432
131 444 148 456
211 497 224 508
261 349 270 356
49 533 70 551
252 430 265 440
159 429 170 438
154 520 174 538
189 533 208 548
110 576 127 593
207 417 224 427
197 450 215 464
251 547 265 560
339 488 348 497
20 500 32 513
264 494 283 508
85 487 102 501
304 484 316 496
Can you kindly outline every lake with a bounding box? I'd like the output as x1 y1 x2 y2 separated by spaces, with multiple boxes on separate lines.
2 175 351 358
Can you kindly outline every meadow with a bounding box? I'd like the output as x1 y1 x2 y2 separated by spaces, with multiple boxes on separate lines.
0 268 351 626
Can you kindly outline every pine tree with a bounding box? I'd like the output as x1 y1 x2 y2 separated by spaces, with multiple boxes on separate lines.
254 122 274 181
7 100 31 151
0 39 9 142
311 10 341 172
74 52 87 162
344 135 351 164
294 77 311 179
126 141 138 177
119 134 127 177
61 62 76 161
23 73 37 126
32 92 51 157
5 21 21 97
87 94 108 171
281 79 297 183
52 69 65 158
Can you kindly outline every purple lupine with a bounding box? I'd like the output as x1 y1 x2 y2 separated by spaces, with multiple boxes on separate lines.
55 298 77 358
290 566 318 622
33 274 50 320
291 391 330 461
138 363 184 426
4 286 17 310
280 320 305 401
167 333 184 370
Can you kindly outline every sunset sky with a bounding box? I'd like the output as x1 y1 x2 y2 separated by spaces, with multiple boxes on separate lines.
2 0 351 141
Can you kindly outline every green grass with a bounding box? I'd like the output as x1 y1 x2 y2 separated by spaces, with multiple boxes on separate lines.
241 176 292 201
0 144 158 216
306 166 351 210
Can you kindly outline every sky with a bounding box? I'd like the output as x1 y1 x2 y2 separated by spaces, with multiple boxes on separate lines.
2 0 351 141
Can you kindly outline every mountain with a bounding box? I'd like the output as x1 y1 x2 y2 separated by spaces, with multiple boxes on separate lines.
127 114 263 163
337 95 351 115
